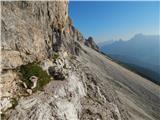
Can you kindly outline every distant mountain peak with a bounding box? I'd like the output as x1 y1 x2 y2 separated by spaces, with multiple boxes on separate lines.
117 39 124 42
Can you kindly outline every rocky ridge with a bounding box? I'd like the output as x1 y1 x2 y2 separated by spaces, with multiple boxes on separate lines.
85 37 100 52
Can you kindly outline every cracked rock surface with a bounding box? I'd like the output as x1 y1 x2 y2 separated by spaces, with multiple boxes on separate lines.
1 1 159 120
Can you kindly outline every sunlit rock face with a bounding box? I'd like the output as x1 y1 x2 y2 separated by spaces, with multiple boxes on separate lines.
85 37 100 52
1 1 68 69
0 1 142 120
4 57 128 120
6 71 86 120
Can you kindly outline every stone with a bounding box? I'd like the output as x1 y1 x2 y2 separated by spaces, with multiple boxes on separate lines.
1 71 19 98
85 37 100 52
26 89 32 95
1 1 68 69
0 98 12 113
41 59 54 74
48 66 65 80
22 82 28 89
63 51 68 58
2 50 23 69
29 76 38 89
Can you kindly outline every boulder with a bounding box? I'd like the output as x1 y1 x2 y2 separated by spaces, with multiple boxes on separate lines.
48 66 65 80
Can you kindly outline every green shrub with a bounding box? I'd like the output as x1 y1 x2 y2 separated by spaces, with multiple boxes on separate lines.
20 63 51 91
52 53 59 60
10 98 18 109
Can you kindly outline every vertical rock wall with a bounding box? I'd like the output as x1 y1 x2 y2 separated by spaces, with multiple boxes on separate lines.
1 1 69 69
1 1 130 120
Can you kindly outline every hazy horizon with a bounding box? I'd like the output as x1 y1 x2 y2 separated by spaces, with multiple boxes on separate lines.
98 33 160 44
69 1 159 43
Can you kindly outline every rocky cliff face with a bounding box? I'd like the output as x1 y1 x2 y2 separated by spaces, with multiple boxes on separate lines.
85 37 100 52
1 1 128 120
1 1 84 70
1 1 159 120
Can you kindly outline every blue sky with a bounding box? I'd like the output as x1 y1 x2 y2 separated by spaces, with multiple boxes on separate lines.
69 1 159 43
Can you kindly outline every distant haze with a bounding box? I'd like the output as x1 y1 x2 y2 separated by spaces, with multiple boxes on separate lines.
100 34 160 83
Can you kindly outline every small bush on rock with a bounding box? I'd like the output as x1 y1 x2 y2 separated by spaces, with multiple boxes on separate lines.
52 52 59 60
20 63 51 91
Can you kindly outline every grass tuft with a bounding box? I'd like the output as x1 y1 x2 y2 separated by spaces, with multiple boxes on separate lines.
52 53 59 60
20 63 51 91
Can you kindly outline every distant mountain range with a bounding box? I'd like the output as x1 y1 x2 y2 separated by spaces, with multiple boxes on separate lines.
99 34 160 84
98 40 115 47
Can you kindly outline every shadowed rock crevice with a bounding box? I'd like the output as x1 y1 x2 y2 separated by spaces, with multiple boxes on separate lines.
48 66 65 80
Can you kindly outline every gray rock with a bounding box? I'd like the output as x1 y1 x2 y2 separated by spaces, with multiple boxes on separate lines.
2 1 158 120
1 1 68 69
85 37 100 52
29 76 38 89
48 66 65 80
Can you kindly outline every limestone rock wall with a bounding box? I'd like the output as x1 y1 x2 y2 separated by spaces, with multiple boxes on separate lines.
1 0 84 116
1 1 69 69
1 1 130 120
